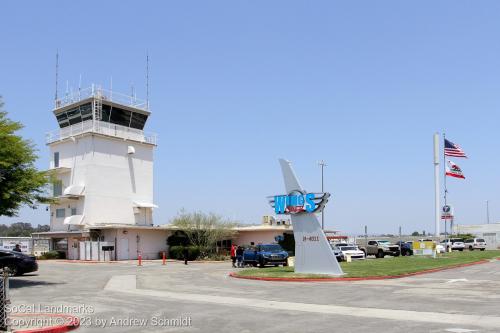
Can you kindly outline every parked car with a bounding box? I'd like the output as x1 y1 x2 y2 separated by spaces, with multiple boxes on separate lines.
360 240 400 258
435 244 445 253
440 238 465 251
395 241 413 256
464 238 486 251
332 244 365 261
0 250 38 276
243 244 289 268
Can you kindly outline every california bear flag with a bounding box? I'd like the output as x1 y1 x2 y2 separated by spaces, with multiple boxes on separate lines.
446 160 465 179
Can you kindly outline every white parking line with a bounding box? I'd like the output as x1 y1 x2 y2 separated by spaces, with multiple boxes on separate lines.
105 275 500 329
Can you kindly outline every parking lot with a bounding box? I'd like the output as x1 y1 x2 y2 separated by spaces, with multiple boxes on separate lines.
7 259 500 332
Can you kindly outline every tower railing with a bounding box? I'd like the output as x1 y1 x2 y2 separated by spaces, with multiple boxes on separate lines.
54 85 148 111
46 119 157 145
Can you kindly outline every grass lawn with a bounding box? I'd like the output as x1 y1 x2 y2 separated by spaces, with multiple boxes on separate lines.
234 250 500 279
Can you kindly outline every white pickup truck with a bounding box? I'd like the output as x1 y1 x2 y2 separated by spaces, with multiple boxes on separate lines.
463 238 486 251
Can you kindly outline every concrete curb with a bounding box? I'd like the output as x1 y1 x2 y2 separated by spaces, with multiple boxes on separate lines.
229 259 490 282
54 260 120 264
11 313 79 333
54 259 227 264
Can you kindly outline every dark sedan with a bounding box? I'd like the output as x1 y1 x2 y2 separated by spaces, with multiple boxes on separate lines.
395 241 413 256
0 250 38 276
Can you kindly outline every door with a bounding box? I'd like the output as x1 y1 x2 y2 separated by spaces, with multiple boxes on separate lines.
79 242 85 260
120 239 129 260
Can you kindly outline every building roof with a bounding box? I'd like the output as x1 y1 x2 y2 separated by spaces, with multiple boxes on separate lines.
88 224 172 231
234 224 292 231
455 223 500 233
32 231 90 238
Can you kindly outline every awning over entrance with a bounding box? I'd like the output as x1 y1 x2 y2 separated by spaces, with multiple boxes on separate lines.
63 185 85 196
64 214 85 225
133 201 158 208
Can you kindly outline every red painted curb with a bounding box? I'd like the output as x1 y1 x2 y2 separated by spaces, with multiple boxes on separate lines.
229 259 490 282
11 313 79 333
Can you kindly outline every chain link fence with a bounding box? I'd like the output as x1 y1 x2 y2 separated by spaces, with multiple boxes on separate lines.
0 269 9 331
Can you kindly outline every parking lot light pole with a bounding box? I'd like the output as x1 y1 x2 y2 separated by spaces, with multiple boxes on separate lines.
486 200 490 224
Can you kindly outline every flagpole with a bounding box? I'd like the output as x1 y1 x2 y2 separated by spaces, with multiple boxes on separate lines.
443 133 448 237
433 133 441 238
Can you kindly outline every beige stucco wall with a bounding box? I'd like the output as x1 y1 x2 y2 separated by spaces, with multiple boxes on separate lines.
234 230 289 246
102 229 170 260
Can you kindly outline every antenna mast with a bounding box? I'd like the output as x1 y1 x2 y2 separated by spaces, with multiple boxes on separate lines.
146 52 150 110
55 51 59 105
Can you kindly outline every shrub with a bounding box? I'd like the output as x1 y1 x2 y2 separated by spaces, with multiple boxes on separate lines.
169 246 203 261
38 250 61 260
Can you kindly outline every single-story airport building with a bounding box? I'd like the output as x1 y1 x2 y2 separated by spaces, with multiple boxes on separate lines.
453 223 500 250
33 216 293 261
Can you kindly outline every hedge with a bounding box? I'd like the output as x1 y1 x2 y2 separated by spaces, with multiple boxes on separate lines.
169 246 205 261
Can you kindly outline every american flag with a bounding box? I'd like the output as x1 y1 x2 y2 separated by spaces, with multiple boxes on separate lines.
444 139 467 158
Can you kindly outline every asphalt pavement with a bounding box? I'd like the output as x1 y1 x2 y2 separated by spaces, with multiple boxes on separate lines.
7 258 500 332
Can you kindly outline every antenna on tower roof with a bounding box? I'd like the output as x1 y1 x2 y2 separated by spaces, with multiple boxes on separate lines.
78 74 82 100
146 51 150 110
55 50 59 104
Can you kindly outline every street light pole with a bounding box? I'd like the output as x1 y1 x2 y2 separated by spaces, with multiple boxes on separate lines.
486 200 490 224
318 160 327 230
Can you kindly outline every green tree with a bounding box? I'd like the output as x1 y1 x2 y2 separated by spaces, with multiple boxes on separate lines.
171 210 237 258
0 98 52 216
0 222 50 237
411 231 419 236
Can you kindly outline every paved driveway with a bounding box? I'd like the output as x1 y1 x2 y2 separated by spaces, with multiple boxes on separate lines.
7 259 500 332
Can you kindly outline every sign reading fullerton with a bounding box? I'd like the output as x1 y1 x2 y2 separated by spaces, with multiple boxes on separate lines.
268 159 344 276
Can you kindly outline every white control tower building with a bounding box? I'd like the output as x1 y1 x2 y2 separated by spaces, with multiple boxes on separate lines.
35 86 169 260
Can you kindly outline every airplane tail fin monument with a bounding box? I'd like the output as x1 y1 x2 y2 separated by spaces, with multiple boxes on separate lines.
276 158 344 276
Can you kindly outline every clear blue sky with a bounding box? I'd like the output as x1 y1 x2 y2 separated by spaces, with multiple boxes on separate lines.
1 1 499 234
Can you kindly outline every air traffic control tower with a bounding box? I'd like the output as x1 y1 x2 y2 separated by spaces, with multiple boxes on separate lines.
39 85 158 258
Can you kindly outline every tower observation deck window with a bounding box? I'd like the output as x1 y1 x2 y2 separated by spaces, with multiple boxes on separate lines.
55 101 149 130
101 104 148 130
56 102 92 128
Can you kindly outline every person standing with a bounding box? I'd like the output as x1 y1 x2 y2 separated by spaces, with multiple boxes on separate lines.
230 244 237 268
13 244 21 252
236 246 244 268
183 247 189 265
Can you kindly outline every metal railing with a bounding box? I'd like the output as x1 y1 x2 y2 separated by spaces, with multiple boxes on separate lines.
46 120 157 145
55 85 148 111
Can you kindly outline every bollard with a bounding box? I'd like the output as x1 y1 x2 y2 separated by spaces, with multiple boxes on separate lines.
162 252 166 265
346 254 352 263
138 253 142 266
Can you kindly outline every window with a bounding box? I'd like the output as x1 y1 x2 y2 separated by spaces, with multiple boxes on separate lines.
71 208 77 216
54 152 59 168
53 181 63 197
55 103 92 128
56 209 65 218
130 112 148 129
110 108 132 127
